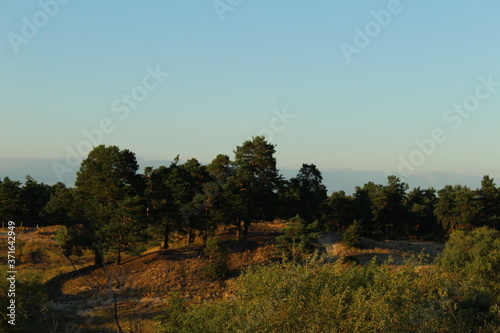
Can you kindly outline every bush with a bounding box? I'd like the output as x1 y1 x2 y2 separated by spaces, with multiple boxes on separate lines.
201 238 229 280
436 226 500 301
0 266 50 332
21 241 49 264
276 215 321 259
342 220 362 247
155 256 497 332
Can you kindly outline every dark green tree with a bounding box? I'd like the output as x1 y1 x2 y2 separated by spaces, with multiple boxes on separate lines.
65 145 148 265
477 175 500 229
0 177 22 225
352 185 376 236
435 185 478 234
280 164 327 223
375 176 410 238
20 175 52 227
321 190 356 232
405 187 439 238
342 220 363 247
233 136 281 238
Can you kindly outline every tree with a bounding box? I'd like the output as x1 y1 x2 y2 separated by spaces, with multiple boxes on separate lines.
477 175 500 228
204 154 238 229
405 187 439 238
233 136 281 238
42 183 75 226
320 190 356 232
352 185 376 236
276 215 321 258
146 158 211 248
280 164 327 222
375 176 410 238
201 237 229 280
342 220 362 247
145 163 185 249
68 145 147 265
435 185 478 234
0 177 22 225
20 175 52 227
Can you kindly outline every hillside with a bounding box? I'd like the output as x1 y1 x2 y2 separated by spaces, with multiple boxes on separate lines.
1 222 445 332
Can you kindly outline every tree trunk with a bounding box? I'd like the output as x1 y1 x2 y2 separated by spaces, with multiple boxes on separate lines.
94 248 104 266
243 220 250 238
117 248 121 265
236 219 242 240
161 225 170 250
186 228 195 244
202 230 208 246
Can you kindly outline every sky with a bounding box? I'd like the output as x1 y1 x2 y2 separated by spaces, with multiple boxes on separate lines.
1 0 499 193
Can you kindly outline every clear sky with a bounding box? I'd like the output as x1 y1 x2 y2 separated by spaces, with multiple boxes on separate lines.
1 0 499 192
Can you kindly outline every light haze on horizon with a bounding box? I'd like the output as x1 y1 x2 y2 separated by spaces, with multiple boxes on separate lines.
1 0 499 191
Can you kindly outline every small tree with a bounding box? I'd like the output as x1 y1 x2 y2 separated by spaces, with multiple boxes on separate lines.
342 220 362 248
201 238 229 280
276 215 321 259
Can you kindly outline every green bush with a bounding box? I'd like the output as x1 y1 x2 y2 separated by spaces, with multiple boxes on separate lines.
431 226 500 329
342 220 362 247
0 266 50 332
276 215 321 258
201 238 229 280
155 255 498 332
436 226 500 303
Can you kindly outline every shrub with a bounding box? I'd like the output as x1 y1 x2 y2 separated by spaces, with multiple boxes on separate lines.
276 215 321 258
436 226 500 301
0 266 50 332
201 238 229 280
342 220 362 247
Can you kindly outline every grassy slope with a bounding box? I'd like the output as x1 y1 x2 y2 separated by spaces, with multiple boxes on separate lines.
0 222 444 332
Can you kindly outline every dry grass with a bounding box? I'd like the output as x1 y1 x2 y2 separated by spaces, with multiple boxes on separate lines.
320 232 444 265
0 222 445 332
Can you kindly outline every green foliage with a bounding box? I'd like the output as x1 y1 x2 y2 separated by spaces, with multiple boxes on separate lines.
279 164 327 223
436 226 500 301
156 293 236 333
201 238 229 280
0 266 50 332
55 225 86 257
342 219 362 247
320 190 356 232
435 185 479 234
155 255 498 332
70 145 150 265
233 136 281 237
275 215 321 258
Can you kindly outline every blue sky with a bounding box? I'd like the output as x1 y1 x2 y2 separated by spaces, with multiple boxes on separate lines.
1 0 499 193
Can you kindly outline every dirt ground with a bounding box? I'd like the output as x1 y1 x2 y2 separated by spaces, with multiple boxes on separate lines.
319 232 445 265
